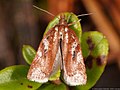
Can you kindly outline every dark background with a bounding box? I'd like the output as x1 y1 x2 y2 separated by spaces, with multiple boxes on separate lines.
0 0 120 88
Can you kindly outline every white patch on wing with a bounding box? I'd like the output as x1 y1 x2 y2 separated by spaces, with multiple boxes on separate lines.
43 38 49 50
65 27 68 32
55 27 58 31
77 51 83 63
63 70 86 86
37 50 42 57
53 28 58 42
59 31 62 36
28 67 48 83
65 33 68 43
59 31 63 39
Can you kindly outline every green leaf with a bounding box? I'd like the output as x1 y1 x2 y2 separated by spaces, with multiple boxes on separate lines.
49 69 61 81
74 31 109 90
0 65 41 90
45 12 82 42
37 82 67 90
22 45 36 65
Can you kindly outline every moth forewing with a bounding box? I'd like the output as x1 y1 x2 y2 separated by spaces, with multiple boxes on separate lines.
27 27 59 83
62 27 87 86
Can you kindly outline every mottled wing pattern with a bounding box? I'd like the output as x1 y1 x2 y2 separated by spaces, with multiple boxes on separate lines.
27 27 59 83
27 15 87 86
62 26 87 86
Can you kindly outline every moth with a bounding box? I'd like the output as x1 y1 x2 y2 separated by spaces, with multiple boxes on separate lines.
27 14 87 86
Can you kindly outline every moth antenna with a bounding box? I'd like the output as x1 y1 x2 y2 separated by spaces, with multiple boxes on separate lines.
68 19 81 26
33 5 55 17
77 13 93 17
68 13 92 26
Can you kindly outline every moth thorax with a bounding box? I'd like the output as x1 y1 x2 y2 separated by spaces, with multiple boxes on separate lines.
59 15 67 26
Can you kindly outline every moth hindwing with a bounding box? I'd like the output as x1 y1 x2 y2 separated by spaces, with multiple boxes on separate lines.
27 13 87 86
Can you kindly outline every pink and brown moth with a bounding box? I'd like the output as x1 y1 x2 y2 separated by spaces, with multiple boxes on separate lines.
27 14 87 86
